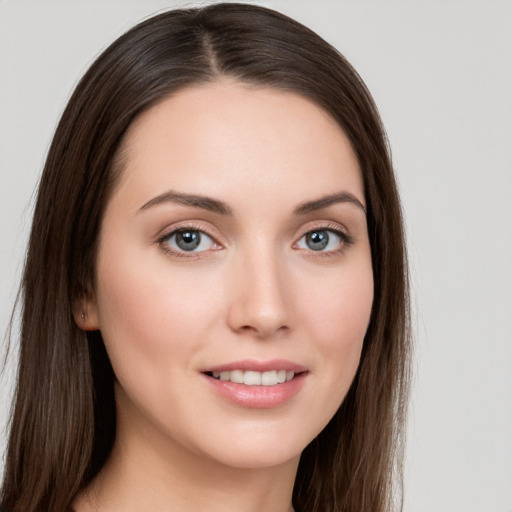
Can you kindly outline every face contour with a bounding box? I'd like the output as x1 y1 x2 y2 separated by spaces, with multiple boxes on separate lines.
83 82 373 470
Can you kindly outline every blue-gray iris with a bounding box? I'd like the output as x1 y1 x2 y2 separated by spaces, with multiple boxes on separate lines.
306 231 329 251
176 230 201 251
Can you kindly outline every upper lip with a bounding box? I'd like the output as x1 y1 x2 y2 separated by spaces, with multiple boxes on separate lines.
201 359 307 373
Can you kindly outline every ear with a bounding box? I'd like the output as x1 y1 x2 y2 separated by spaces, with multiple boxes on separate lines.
73 292 100 331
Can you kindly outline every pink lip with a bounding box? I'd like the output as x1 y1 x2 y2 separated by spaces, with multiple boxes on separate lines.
201 359 308 409
202 359 307 373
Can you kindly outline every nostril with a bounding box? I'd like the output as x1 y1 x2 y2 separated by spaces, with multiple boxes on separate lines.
226 283 292 338
237 323 290 339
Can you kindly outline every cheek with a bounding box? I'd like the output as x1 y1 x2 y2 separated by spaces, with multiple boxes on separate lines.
302 257 373 340
93 244 221 376
299 257 373 395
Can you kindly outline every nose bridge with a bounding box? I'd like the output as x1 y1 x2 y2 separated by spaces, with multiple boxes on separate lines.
227 237 291 338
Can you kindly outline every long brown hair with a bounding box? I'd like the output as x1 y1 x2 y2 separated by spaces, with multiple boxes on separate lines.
1 4 411 511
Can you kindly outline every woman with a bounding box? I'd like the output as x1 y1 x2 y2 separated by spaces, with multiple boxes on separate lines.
1 3 410 512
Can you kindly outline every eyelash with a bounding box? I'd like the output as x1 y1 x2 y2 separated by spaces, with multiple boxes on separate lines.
294 223 354 258
156 222 354 259
157 222 219 259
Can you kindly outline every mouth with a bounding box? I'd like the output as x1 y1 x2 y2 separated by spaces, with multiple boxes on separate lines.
201 360 308 408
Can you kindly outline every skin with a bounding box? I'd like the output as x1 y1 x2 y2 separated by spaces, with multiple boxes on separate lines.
73 81 373 512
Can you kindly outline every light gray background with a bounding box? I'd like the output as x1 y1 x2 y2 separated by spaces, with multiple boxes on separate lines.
1 1 511 511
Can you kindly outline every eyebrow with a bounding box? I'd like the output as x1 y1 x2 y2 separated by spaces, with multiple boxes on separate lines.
293 191 366 215
138 189 365 216
139 191 233 215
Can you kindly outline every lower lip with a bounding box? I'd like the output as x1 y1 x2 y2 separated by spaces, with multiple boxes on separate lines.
203 372 308 409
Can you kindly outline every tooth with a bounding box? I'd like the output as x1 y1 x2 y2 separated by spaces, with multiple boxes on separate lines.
261 370 278 386
230 369 244 383
243 371 262 385
214 369 296 385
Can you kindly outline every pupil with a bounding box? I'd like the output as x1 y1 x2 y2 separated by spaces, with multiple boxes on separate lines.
306 231 329 251
176 230 201 251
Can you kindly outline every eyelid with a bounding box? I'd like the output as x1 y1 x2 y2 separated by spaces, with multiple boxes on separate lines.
296 220 351 239
156 221 224 257
293 220 354 254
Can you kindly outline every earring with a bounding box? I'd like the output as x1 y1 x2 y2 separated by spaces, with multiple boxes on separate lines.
81 313 86 319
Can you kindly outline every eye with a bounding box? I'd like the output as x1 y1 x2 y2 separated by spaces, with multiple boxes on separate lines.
295 229 350 253
160 228 219 254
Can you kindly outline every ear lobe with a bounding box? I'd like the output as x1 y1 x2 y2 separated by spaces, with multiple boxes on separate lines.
73 295 100 331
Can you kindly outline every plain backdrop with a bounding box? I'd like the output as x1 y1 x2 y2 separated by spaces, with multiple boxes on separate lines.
1 1 511 511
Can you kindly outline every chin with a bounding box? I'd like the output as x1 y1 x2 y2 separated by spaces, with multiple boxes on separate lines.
184 418 323 471
202 441 303 470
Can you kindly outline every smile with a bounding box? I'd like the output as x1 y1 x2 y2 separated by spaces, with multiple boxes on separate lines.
201 360 308 408
207 369 295 386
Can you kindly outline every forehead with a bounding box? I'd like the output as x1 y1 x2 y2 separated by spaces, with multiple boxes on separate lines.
113 81 364 211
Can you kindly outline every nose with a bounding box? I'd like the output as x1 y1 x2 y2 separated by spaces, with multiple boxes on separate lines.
226 247 292 339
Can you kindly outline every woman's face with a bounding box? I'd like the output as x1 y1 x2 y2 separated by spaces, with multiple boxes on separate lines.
84 81 373 469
